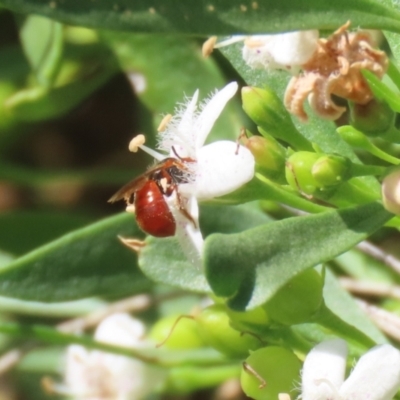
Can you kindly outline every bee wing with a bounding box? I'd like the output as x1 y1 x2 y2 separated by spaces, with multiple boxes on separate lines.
108 175 148 203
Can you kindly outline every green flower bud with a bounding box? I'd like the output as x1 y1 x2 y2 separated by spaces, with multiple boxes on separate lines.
285 151 320 195
241 86 313 151
349 99 395 137
381 168 400 214
241 346 301 400
149 314 205 350
312 155 352 187
263 269 324 325
242 133 286 183
196 304 262 357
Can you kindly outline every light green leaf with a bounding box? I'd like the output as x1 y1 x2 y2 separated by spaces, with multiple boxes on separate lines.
1 0 400 34
0 213 151 301
18 14 64 87
204 202 392 310
323 269 387 343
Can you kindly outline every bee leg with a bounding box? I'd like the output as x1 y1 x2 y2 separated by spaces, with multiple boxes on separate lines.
175 189 197 228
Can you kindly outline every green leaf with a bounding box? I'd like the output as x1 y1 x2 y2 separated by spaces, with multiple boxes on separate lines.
5 65 114 122
1 0 400 34
323 269 387 344
18 14 64 87
0 213 151 301
139 204 272 293
0 210 94 255
361 69 400 112
204 202 392 310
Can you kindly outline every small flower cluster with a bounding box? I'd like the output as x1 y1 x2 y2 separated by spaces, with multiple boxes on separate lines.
63 313 166 400
207 22 388 122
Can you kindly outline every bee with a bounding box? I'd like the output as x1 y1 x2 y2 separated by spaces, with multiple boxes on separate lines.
109 156 195 237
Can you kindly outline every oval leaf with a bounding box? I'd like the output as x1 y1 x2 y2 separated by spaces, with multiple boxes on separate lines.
139 204 272 292
1 0 400 34
204 202 393 310
0 213 151 301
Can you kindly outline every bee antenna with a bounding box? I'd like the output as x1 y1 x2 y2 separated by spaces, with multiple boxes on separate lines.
171 146 182 159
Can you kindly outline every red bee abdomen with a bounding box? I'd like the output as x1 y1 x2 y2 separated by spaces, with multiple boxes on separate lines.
134 181 176 237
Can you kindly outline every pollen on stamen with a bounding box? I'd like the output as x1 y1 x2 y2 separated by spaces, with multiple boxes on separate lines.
129 134 146 152
126 204 136 213
202 36 217 58
157 114 173 132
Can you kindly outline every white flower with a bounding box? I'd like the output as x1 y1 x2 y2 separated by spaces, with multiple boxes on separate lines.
242 31 319 72
132 82 255 268
301 339 400 400
212 31 319 73
64 313 166 400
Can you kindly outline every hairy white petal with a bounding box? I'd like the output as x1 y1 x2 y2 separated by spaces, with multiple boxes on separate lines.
339 344 400 400
167 194 203 269
178 89 199 134
302 339 347 400
194 141 255 200
194 82 238 149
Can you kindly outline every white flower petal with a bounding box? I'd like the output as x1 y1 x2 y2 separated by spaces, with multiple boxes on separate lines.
194 140 255 200
94 313 146 348
65 315 167 400
243 30 318 71
339 344 400 400
302 339 348 400
167 194 204 269
65 345 92 396
194 82 238 149
268 30 319 66
178 89 199 134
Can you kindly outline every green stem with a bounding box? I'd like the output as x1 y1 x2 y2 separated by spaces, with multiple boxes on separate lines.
279 328 313 354
0 322 229 367
311 304 375 349
255 174 330 213
350 163 387 177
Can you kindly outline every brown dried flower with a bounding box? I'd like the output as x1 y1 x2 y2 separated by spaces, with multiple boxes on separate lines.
284 21 388 121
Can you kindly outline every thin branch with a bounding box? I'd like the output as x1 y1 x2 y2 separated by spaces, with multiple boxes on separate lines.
356 241 400 275
0 291 184 376
357 299 400 342
339 277 400 300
